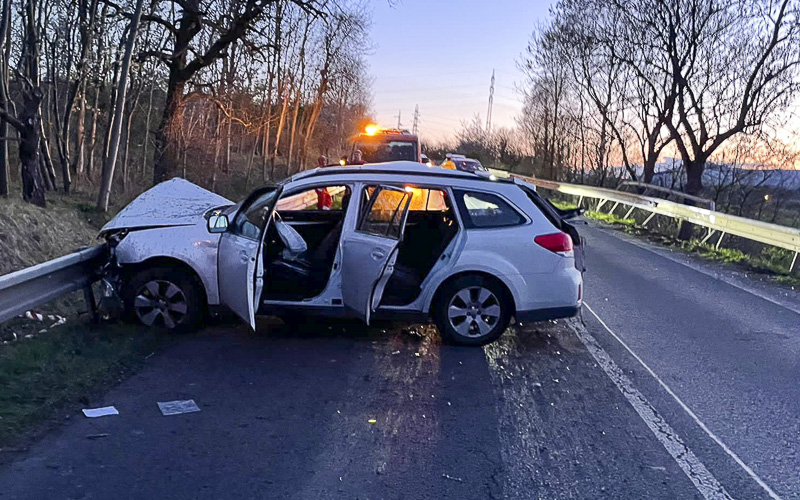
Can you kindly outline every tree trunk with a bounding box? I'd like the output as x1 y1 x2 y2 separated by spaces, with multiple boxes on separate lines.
643 156 657 184
261 55 275 182
152 76 185 184
39 122 57 190
211 107 221 192
97 0 144 211
271 83 290 178
87 82 101 179
74 80 86 178
0 0 9 197
121 105 134 191
287 87 301 175
19 91 46 206
677 159 705 240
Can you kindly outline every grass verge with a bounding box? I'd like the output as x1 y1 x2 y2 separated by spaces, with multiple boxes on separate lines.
0 320 168 449
575 203 800 287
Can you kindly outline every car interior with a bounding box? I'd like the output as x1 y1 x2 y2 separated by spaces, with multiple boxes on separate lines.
379 187 459 306
261 186 351 301
260 184 459 305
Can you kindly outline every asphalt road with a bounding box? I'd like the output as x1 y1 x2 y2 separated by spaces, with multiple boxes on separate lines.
0 222 797 499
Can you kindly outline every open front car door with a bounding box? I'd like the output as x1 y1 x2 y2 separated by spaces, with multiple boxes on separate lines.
217 186 281 329
341 185 413 324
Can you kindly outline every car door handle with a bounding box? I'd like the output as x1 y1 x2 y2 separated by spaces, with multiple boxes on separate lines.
370 249 386 260
239 250 250 262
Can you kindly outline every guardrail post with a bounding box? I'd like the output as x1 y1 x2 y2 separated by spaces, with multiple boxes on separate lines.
701 228 716 245
791 252 798 273
578 196 584 208
715 232 726 250
623 206 636 219
642 212 656 227
596 199 608 211
609 202 620 214
83 285 99 324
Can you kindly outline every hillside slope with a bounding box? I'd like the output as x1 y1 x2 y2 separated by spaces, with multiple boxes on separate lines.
0 195 108 276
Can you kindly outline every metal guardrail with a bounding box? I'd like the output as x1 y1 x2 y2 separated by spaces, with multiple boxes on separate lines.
490 169 800 272
616 181 716 210
0 245 107 324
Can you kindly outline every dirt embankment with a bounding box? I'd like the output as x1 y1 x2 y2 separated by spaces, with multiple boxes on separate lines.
0 194 110 276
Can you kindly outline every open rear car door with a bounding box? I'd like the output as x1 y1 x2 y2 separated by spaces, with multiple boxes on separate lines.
341 186 413 324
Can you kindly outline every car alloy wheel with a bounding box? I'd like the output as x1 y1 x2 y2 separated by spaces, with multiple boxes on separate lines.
447 286 502 338
133 279 189 329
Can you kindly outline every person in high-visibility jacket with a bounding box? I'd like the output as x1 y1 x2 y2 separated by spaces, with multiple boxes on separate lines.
441 154 456 170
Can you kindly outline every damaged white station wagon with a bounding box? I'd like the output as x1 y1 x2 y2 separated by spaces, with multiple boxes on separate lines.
100 162 584 346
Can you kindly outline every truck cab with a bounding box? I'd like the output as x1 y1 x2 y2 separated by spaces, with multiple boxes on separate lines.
346 127 422 164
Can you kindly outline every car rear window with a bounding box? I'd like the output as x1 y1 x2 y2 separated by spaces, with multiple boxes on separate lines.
453 190 526 229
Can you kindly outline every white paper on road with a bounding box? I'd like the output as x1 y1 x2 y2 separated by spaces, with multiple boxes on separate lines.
82 406 119 418
157 399 201 416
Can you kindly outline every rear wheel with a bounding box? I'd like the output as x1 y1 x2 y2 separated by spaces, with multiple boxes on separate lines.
123 266 204 332
433 275 512 346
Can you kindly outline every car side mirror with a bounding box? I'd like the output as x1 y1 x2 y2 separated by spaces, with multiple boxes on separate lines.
207 214 229 233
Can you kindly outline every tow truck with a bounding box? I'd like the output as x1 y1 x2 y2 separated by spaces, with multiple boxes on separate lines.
340 125 422 165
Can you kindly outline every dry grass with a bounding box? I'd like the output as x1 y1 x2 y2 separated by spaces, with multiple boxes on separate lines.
0 191 110 276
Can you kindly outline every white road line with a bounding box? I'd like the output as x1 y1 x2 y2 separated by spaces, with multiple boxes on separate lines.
581 302 783 500
568 318 732 500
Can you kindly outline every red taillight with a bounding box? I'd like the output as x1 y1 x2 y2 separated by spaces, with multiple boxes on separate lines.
535 232 574 256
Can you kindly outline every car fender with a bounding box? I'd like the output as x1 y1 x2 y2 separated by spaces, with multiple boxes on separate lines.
115 225 222 305
420 250 528 314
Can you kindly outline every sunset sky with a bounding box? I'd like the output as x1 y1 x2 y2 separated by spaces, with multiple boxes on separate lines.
366 0 550 144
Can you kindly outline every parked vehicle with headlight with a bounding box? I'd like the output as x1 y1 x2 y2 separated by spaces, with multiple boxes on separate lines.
454 157 487 173
100 162 584 346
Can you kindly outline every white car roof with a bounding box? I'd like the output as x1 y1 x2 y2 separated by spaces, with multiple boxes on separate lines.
291 161 489 182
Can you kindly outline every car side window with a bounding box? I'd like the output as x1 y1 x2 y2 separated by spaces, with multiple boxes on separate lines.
358 186 412 239
276 185 350 212
407 187 448 211
453 189 525 229
230 189 279 240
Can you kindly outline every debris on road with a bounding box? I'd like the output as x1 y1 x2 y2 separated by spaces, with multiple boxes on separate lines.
86 433 109 440
24 311 44 322
82 406 119 418
367 418 377 424
442 473 463 482
157 399 201 416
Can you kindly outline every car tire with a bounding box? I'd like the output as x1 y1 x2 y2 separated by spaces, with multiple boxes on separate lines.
433 275 512 346
123 266 205 333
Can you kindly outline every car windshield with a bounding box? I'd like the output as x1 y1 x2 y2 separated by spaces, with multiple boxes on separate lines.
357 141 417 162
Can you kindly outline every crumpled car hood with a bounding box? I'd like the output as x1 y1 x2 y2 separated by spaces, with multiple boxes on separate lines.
100 178 232 235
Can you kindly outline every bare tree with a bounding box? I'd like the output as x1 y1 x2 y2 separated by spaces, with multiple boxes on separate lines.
0 0 10 197
97 0 144 211
0 0 48 206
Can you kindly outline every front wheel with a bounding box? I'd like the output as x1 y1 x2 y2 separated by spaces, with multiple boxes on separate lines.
123 266 205 332
433 275 512 346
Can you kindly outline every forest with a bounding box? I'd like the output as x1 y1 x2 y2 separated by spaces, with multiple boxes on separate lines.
0 0 373 209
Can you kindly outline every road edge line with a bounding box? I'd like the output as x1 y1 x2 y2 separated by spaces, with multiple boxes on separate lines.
581 302 783 500
567 317 731 499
